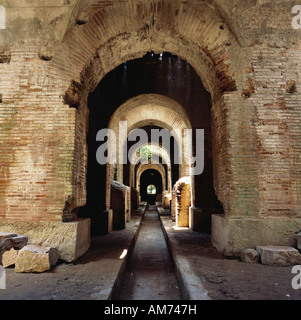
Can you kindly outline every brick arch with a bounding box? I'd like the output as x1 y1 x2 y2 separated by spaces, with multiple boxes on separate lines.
136 164 167 199
129 143 172 193
108 94 192 177
51 0 239 100
106 93 192 209
50 0 240 222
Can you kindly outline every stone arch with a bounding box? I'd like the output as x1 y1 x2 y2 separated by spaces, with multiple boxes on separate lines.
137 164 166 196
106 93 193 208
129 143 172 193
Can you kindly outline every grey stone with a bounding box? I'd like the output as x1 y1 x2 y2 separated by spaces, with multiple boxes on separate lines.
240 248 259 264
256 245 301 266
0 233 28 265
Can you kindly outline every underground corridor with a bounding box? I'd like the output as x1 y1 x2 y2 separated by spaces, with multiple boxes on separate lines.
2 0 301 302
74 52 224 299
77 51 223 236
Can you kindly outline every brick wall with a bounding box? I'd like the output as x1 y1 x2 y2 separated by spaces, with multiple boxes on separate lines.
0 47 76 222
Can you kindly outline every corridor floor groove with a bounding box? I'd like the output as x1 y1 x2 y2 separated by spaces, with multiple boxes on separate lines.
117 205 182 300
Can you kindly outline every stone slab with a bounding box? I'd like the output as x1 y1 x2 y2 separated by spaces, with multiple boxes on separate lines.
256 245 301 266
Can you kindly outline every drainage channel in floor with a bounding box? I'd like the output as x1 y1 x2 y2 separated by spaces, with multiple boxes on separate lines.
117 205 182 300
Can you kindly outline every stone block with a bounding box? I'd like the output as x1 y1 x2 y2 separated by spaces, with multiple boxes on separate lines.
212 215 301 256
256 245 301 266
0 232 17 239
2 248 19 268
15 245 60 273
0 219 90 262
175 177 191 228
0 233 28 265
240 248 259 264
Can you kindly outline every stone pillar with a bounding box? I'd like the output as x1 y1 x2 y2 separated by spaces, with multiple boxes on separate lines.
171 189 177 222
175 177 191 228
110 180 129 230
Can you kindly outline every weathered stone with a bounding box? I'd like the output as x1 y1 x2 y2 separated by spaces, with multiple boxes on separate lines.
0 232 17 239
175 177 191 228
111 180 129 230
0 220 90 262
0 233 28 265
256 245 301 267
240 248 259 264
212 216 301 257
2 235 28 251
2 248 18 268
163 192 171 209
38 48 55 61
15 245 60 273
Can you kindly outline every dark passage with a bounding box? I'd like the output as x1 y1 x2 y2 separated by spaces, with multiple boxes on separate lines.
118 205 182 300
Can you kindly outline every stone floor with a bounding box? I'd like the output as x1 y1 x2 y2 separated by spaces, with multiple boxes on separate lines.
0 204 301 301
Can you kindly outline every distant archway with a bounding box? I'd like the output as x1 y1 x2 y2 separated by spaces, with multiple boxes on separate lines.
107 93 193 208
139 168 163 205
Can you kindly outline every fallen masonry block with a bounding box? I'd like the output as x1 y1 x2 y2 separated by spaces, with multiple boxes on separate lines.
240 248 259 264
0 232 17 239
15 245 60 273
0 233 28 265
2 248 19 268
256 245 301 266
